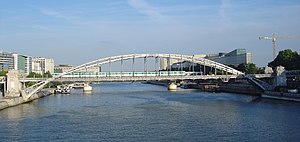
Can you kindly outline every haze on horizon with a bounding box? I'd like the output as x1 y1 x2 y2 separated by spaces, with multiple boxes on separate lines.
0 0 299 67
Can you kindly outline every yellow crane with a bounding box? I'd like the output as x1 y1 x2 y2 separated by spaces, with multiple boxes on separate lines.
259 33 300 60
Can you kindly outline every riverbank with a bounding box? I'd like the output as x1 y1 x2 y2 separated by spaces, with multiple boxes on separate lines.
262 91 300 102
0 88 55 110
145 81 261 95
219 83 261 95
144 81 169 87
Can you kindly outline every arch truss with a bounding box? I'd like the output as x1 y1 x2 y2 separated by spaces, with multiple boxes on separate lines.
23 54 243 100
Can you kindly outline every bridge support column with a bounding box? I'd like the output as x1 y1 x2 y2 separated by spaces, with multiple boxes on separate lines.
22 82 26 89
3 82 6 97
5 70 22 97
168 82 177 91
83 83 92 93
273 66 287 87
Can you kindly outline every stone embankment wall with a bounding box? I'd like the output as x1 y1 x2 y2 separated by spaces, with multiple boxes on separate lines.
0 88 55 110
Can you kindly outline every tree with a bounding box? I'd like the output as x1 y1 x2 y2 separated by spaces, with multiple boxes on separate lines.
257 67 265 74
246 63 258 74
0 71 8 76
236 63 246 73
27 72 42 78
268 49 300 70
27 71 52 78
26 81 37 87
43 71 52 78
235 63 259 74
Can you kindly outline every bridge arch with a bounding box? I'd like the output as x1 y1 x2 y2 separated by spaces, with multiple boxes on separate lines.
23 54 243 100
60 54 243 76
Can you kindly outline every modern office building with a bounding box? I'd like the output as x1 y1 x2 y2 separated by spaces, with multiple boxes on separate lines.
204 49 252 66
0 51 32 75
32 57 55 74
170 49 252 71
0 51 14 71
13 54 32 75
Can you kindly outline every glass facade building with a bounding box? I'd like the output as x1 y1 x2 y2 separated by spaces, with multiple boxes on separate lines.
205 49 252 66
0 51 32 75
13 54 32 75
0 51 14 71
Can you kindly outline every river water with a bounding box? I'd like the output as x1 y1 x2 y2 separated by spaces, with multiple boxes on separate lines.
0 82 300 142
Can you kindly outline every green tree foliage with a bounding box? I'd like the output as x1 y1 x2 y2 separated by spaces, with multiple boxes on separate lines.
268 49 300 70
43 71 52 78
257 67 265 74
26 81 37 87
27 72 42 78
246 63 259 74
0 71 8 76
235 63 259 74
27 71 52 78
44 81 62 88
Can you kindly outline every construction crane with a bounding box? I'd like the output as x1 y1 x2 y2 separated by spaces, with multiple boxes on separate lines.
259 33 300 60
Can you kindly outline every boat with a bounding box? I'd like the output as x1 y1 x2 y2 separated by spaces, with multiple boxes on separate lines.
54 86 71 94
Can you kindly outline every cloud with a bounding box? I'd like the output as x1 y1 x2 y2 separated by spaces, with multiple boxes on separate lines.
127 0 165 21
38 8 72 20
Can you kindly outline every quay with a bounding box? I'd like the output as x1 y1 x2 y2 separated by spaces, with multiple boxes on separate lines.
0 88 55 110
262 91 300 102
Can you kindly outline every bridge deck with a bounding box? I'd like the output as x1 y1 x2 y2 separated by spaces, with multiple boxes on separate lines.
20 74 272 82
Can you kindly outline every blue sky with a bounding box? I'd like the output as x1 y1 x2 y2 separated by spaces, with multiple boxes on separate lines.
0 0 300 67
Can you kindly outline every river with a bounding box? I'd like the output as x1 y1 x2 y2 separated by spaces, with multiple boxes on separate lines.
0 82 300 142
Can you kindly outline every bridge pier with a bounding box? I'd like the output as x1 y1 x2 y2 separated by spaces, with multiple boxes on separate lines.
5 70 23 97
83 83 92 93
168 82 177 91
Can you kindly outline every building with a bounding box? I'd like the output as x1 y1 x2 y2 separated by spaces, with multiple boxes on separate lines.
0 51 33 75
170 61 194 69
54 64 73 73
12 53 32 75
204 49 252 66
160 58 176 70
0 51 14 71
54 64 101 74
32 57 55 74
169 49 252 71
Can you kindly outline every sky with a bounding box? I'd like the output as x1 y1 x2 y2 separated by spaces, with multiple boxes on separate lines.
0 0 300 67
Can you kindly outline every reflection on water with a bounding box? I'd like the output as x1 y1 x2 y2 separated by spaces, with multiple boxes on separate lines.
0 82 300 141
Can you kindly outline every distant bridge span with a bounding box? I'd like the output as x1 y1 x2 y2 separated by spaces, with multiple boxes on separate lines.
22 54 244 100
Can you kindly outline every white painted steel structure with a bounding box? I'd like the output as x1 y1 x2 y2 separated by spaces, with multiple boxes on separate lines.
22 54 244 100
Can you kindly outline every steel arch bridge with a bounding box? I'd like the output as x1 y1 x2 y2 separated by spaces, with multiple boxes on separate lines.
22 54 243 100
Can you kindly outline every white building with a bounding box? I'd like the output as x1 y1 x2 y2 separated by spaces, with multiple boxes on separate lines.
54 64 73 73
161 58 176 70
32 57 54 74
